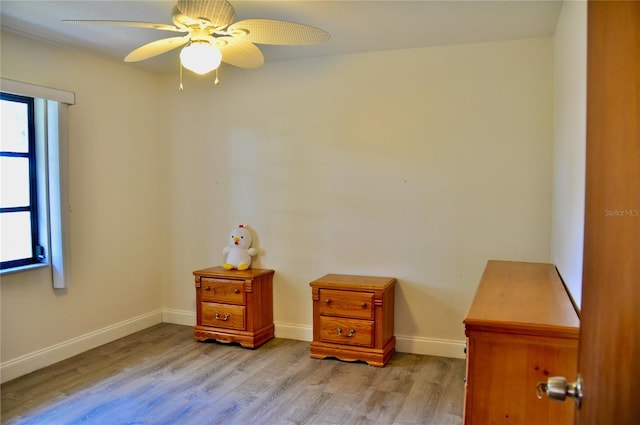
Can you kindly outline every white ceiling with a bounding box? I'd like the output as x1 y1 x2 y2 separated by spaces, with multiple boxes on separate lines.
0 0 563 74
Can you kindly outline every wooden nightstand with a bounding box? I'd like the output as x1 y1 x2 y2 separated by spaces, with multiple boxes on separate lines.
193 266 274 349
310 274 396 367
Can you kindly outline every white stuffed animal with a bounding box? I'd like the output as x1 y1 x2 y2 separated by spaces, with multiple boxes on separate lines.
223 225 257 271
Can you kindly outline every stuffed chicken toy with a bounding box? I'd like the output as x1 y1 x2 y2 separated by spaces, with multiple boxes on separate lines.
223 225 257 271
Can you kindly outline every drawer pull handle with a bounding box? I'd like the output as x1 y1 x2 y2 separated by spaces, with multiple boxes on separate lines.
324 299 331 304
337 327 356 337
234 289 240 294
215 312 230 321
361 302 367 308
205 286 211 291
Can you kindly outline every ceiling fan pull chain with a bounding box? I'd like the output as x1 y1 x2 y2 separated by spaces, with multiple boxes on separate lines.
179 62 184 91
214 68 220 86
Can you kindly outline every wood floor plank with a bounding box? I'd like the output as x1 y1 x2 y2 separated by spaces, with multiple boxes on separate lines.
1 324 465 424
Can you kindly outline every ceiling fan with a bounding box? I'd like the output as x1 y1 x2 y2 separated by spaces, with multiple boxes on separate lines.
63 0 330 85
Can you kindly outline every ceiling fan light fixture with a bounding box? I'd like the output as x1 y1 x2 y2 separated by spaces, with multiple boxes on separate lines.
179 40 222 75
63 0 330 77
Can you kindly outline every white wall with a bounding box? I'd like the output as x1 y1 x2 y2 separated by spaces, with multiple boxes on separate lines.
162 38 554 353
0 32 169 381
552 0 587 310
0 30 555 381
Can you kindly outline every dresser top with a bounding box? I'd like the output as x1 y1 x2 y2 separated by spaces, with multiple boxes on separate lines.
310 273 396 290
193 266 274 279
464 260 579 338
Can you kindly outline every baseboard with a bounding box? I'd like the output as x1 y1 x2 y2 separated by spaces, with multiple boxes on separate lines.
0 309 162 384
160 309 314 342
273 322 313 341
270 323 465 359
162 308 195 326
395 334 466 359
274 326 465 359
2 308 465 384
160 310 465 359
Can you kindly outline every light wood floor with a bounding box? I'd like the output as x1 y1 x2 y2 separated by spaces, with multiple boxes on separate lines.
1 323 465 425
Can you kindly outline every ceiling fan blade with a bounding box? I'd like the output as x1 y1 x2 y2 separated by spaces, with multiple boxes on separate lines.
62 20 186 33
177 0 235 28
228 19 330 45
125 36 190 62
216 37 264 68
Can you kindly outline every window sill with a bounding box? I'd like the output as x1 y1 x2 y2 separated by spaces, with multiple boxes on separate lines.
0 262 49 276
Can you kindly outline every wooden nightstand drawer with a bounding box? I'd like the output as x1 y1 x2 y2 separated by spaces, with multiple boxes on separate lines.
201 302 245 330
319 316 373 347
318 289 374 319
201 278 245 305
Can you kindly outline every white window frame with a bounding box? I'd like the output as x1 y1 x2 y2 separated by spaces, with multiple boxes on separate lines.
0 78 75 288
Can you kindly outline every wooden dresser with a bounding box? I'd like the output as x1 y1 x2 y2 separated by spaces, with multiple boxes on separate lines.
193 266 274 349
310 274 396 367
463 260 580 424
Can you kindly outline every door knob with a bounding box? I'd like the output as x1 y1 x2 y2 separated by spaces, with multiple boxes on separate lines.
536 374 582 408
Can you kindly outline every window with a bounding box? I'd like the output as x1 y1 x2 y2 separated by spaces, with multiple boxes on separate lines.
0 78 75 287
1 93 43 269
